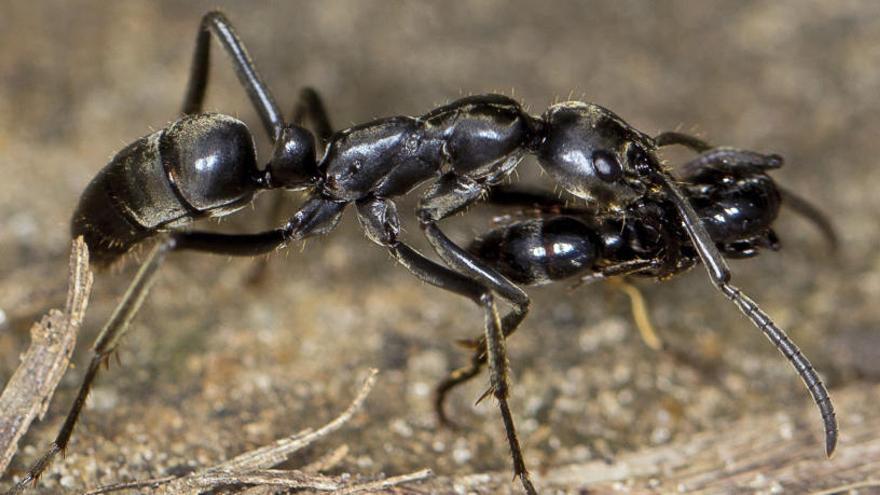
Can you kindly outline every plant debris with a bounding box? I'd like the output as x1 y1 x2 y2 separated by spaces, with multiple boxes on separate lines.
0 238 92 475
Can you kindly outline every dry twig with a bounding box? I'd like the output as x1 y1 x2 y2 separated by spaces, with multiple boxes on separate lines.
84 369 433 495
0 238 93 475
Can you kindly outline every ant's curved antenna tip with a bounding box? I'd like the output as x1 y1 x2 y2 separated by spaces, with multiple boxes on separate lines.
826 431 838 458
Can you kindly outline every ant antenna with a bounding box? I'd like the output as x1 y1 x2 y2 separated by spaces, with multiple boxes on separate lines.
655 169 838 457
778 186 839 252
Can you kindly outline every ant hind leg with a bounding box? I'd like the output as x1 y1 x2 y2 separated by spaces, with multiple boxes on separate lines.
182 10 284 141
11 238 174 493
12 197 345 492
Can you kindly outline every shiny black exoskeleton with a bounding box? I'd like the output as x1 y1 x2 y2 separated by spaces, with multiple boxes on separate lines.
472 151 786 287
13 11 839 495
71 114 263 264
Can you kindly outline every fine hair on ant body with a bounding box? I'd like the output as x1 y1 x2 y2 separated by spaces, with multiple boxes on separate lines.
10 11 839 495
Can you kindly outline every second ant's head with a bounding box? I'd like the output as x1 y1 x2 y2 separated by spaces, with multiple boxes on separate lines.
264 124 319 190
536 102 659 211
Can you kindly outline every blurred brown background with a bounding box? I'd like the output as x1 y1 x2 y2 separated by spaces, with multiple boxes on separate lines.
1 1 879 493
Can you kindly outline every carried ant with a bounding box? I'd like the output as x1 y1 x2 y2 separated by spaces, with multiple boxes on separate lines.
10 11 838 495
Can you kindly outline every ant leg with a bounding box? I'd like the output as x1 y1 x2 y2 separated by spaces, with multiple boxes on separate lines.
656 131 783 173
416 175 536 494
181 10 284 141
249 88 336 285
418 174 532 377
433 299 528 428
679 148 783 176
420 175 533 376
777 186 839 251
393 248 535 495
173 194 346 256
656 131 783 175
573 259 660 287
418 175 530 318
11 197 345 490
11 239 174 492
355 197 536 495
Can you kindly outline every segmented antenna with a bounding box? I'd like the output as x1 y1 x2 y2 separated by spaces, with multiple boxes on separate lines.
719 282 838 456
655 168 838 457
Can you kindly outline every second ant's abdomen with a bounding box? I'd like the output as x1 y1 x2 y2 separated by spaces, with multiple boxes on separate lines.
471 217 599 285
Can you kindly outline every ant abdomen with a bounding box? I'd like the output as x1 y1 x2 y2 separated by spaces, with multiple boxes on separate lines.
72 113 260 265
471 216 600 285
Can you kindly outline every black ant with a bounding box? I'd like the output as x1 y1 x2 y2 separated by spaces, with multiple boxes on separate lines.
10 11 838 495
449 138 838 420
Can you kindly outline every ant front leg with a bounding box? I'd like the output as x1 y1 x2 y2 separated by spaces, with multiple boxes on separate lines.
415 174 536 494
182 10 284 140
354 196 536 495
250 87 336 285
417 174 531 369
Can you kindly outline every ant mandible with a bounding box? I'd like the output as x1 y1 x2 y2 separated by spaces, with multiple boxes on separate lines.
11 11 837 495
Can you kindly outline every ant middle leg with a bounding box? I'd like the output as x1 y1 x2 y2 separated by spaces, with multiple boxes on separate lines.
10 240 174 492
355 197 536 495
414 176 537 494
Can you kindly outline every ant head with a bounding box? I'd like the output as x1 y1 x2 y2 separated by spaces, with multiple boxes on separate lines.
537 102 658 211
265 124 318 189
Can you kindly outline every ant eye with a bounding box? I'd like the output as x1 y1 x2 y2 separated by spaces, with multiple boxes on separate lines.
592 150 623 182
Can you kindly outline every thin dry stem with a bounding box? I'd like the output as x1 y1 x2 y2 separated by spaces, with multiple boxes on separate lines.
300 444 350 474
210 368 378 474
0 238 93 475
85 369 431 495
336 468 434 495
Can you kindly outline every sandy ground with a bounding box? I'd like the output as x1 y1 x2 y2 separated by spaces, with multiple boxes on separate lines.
1 1 879 493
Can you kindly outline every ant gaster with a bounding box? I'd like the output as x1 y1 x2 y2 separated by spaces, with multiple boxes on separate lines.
11 11 837 495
